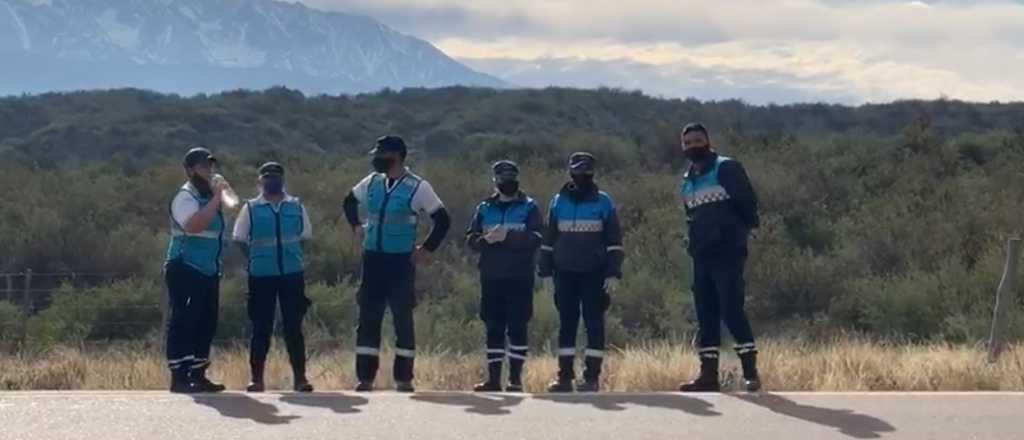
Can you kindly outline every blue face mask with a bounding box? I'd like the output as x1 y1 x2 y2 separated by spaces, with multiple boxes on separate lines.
262 177 284 195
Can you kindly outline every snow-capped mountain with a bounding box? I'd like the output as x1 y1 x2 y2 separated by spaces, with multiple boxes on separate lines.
0 0 504 95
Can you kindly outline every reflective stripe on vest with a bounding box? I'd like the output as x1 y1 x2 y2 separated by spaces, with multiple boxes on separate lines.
247 198 305 277
551 192 613 233
681 156 732 210
363 173 422 254
166 188 224 277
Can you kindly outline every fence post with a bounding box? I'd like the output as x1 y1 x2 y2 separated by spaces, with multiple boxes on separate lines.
21 268 33 344
988 239 1021 363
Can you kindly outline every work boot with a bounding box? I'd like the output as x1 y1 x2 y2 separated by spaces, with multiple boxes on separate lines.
473 381 503 392
505 381 524 393
547 378 574 393
474 360 503 392
354 381 374 392
576 380 600 393
740 352 762 392
169 370 198 394
190 368 226 393
247 363 265 393
679 357 720 393
294 378 314 393
395 381 416 393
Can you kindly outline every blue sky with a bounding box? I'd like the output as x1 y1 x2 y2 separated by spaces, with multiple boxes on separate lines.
300 0 1024 104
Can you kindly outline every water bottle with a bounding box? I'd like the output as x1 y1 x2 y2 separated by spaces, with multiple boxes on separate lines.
212 174 239 209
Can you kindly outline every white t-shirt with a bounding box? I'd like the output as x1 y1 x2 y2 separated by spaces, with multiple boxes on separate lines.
232 195 313 243
351 171 444 216
170 183 201 228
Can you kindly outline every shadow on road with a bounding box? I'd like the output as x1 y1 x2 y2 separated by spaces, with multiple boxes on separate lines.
411 393 525 415
733 394 896 439
533 393 721 416
279 392 369 414
190 394 300 425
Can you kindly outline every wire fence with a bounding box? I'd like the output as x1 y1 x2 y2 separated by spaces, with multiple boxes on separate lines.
0 270 366 349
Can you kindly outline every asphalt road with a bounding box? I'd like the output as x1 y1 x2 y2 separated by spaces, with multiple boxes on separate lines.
1 391 1021 440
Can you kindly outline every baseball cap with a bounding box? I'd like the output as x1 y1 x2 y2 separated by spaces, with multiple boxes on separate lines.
568 152 596 175
183 146 216 168
492 160 519 183
368 135 408 156
258 161 284 177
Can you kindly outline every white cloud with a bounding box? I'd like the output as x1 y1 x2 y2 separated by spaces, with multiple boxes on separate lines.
299 0 1024 103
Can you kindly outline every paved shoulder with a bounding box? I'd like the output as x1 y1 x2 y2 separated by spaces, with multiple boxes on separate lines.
1 392 1022 440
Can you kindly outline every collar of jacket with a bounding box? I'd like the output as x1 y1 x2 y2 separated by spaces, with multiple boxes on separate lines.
684 152 720 180
560 181 600 202
487 191 528 204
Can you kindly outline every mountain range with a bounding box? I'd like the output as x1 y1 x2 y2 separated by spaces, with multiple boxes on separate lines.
0 0 504 95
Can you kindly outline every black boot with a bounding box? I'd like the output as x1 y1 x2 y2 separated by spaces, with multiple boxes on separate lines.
292 362 313 393
247 362 265 393
679 357 720 392
169 369 197 394
547 378 574 393
578 355 602 393
474 361 503 392
507 359 525 392
294 378 314 393
740 352 761 392
190 367 226 393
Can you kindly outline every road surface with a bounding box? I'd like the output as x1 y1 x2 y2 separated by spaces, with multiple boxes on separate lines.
1 391 1021 439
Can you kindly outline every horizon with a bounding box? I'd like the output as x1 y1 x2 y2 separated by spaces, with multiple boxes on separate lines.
2 0 1023 105
299 0 1024 105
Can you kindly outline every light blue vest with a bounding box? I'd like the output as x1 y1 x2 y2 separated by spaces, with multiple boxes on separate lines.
681 156 732 210
166 186 224 277
246 196 306 277
364 172 422 254
479 196 535 232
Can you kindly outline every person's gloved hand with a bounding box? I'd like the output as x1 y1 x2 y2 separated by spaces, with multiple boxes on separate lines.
483 226 508 244
603 277 620 293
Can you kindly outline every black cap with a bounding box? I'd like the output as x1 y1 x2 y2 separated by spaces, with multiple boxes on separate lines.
492 160 519 183
568 152 596 175
183 146 215 168
258 161 284 177
682 122 710 138
369 135 408 156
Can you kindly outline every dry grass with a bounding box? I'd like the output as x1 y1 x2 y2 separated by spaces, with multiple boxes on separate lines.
2 338 1023 392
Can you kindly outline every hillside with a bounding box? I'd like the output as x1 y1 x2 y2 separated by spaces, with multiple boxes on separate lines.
2 87 1024 350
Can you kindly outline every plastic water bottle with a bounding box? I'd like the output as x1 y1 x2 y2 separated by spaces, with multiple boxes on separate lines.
212 174 239 209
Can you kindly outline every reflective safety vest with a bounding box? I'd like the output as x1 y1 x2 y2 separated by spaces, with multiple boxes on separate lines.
166 186 224 277
681 156 733 210
479 196 536 232
246 196 306 277
364 172 422 254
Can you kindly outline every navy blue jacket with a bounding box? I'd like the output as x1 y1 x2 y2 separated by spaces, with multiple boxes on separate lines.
466 192 544 280
681 153 760 257
538 182 624 278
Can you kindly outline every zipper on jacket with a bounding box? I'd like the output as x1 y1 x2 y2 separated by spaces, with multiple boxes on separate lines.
274 206 284 276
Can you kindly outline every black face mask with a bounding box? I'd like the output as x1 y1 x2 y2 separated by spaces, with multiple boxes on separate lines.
262 177 284 195
497 181 519 197
684 147 712 164
190 173 213 198
372 157 395 173
571 174 595 192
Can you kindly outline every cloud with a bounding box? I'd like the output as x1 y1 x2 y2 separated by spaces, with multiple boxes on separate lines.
298 0 1024 103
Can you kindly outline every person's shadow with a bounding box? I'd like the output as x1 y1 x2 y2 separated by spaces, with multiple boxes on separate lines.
734 393 895 439
190 393 300 425
533 393 721 416
279 392 369 414
411 392 525 415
